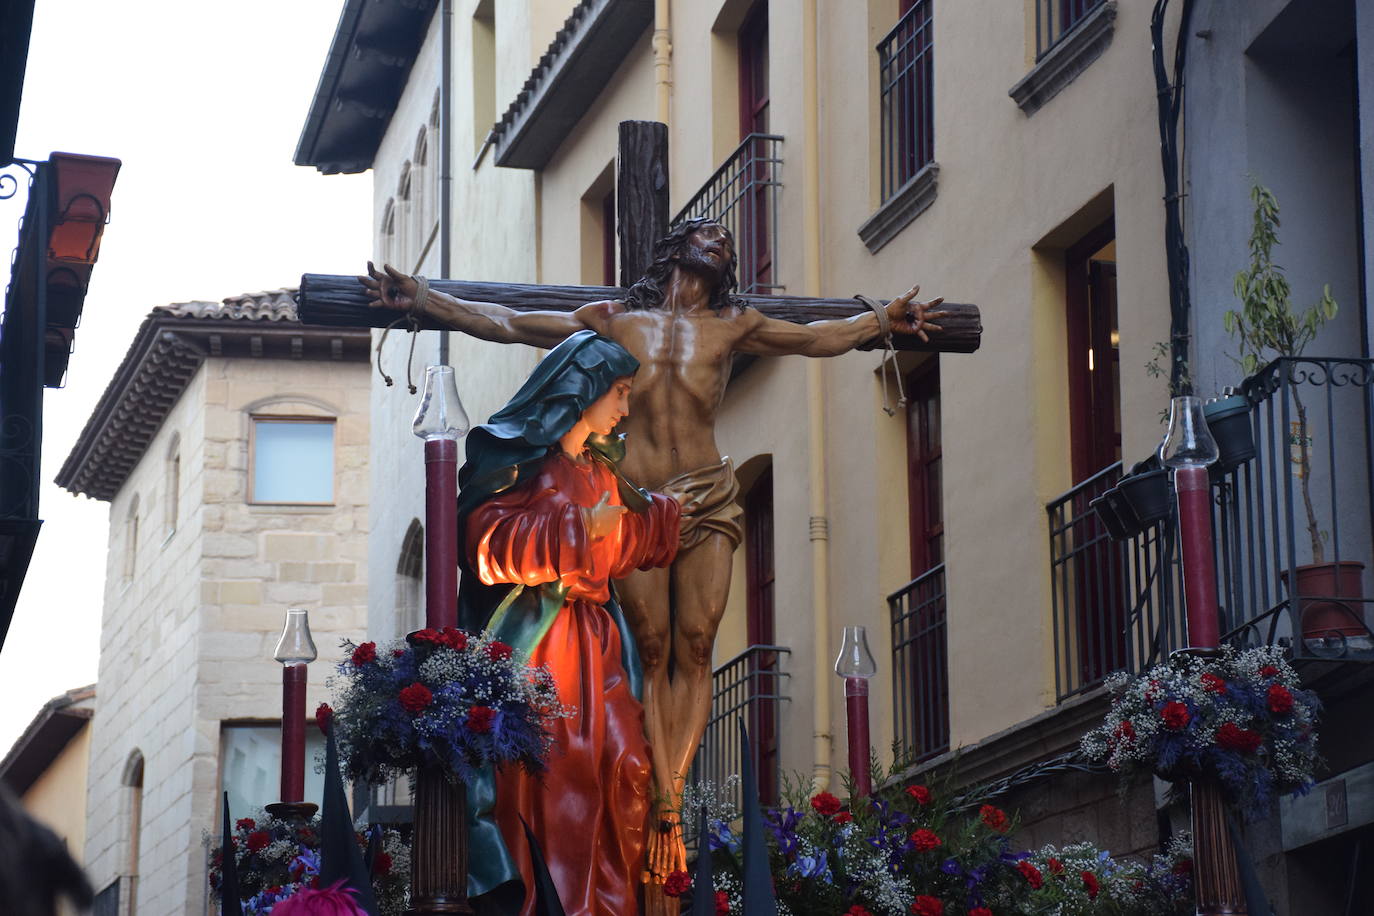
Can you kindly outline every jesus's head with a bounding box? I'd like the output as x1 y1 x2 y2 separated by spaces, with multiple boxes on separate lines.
623 218 743 312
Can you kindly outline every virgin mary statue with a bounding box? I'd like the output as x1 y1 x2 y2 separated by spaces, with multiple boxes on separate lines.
458 330 681 916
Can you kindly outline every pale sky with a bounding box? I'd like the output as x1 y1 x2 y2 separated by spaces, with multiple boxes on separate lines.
0 0 373 757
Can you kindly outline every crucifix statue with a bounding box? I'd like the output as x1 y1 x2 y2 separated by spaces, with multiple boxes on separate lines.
296 121 981 912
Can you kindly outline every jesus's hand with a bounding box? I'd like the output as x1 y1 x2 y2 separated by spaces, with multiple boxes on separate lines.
360 262 419 313
886 285 948 343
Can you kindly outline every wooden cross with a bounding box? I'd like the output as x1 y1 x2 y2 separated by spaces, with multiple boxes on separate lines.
297 121 982 354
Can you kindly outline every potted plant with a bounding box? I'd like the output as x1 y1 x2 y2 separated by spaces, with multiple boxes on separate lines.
1225 183 1364 650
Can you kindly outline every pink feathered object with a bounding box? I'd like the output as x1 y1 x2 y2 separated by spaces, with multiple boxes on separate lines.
269 881 368 915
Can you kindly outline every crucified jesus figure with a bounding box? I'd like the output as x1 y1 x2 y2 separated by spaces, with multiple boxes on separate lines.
362 218 945 885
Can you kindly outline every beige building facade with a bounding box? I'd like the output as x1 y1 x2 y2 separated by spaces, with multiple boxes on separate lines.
300 2 1374 904
56 292 372 914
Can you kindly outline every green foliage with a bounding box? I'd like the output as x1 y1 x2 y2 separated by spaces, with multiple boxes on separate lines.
1225 184 1339 376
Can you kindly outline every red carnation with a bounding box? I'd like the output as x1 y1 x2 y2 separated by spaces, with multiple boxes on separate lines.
246 830 271 852
969 909 993 916
235 817 256 831
834 810 854 824
1259 664 1279 677
910 895 944 916
1113 720 1136 742
906 784 932 805
979 804 1009 833
1267 684 1295 714
810 791 842 817
410 628 441 645
1200 672 1227 694
1216 722 1262 753
486 640 514 661
440 627 469 651
845 907 874 916
1017 860 1043 889
716 890 731 915
1161 701 1191 730
392 649 405 657
910 828 942 852
467 705 497 733
1046 857 1064 876
1082 871 1100 899
372 851 393 876
663 870 691 897
315 703 333 736
351 641 377 667
399 682 433 714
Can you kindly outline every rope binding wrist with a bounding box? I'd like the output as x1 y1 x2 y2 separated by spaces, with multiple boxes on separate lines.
854 293 907 416
376 274 429 394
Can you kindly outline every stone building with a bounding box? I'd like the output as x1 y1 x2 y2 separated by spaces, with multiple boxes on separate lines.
296 0 1373 908
55 291 371 915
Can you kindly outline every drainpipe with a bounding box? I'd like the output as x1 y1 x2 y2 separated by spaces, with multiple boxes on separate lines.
803 0 832 793
653 0 672 126
439 0 453 364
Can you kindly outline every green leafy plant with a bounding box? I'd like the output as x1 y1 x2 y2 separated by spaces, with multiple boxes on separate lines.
1224 184 1339 562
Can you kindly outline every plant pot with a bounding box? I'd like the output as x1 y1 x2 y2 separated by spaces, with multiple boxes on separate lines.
1285 561 1371 654
1090 491 1136 541
1115 468 1172 529
1203 395 1256 475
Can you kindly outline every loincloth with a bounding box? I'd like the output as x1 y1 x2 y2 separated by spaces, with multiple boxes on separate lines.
659 458 743 551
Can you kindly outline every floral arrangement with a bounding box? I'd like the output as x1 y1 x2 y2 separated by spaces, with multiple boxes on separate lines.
207 811 409 915
323 628 570 785
1080 645 1320 820
674 771 1193 915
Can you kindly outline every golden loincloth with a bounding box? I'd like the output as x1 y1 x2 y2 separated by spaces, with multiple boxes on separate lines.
659 458 744 551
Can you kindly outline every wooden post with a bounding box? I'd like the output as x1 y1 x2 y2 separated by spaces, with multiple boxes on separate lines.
408 766 474 915
617 120 670 288
1190 778 1245 915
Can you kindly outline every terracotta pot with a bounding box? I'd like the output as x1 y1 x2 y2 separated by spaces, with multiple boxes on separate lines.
1286 561 1370 653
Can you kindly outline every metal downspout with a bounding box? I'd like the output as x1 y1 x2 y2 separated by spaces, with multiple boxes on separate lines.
439 0 453 364
654 0 672 126
803 0 832 793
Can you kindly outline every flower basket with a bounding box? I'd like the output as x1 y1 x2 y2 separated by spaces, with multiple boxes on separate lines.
325 628 570 786
1081 646 1320 820
207 811 409 915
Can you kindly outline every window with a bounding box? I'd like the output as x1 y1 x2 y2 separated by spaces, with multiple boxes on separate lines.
878 0 933 202
250 418 335 504
380 198 396 266
123 751 144 915
743 466 779 805
396 519 424 637
220 724 326 817
1035 0 1107 60
164 435 180 538
472 0 496 154
738 2 773 289
1064 218 1119 484
904 362 942 576
123 494 140 582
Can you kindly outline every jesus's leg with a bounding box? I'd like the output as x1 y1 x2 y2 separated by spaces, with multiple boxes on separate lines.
613 565 679 880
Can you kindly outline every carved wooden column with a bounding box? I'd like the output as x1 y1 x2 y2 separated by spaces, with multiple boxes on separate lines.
407 767 473 915
1190 778 1245 915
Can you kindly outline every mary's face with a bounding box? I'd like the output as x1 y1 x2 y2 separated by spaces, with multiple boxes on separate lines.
582 376 633 435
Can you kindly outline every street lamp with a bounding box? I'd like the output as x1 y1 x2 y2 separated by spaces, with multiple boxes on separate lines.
1159 395 1221 650
834 625 877 798
412 365 469 631
268 608 318 822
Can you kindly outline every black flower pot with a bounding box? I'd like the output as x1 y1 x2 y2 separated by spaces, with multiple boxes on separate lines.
1090 491 1137 541
1115 468 1172 529
1203 394 1256 475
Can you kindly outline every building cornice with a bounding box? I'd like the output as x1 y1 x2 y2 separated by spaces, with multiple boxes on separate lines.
54 290 371 502
0 684 94 796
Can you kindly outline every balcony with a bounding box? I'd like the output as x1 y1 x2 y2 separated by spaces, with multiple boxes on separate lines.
1047 463 1185 701
672 134 783 295
889 564 949 762
693 644 790 809
1215 357 1374 662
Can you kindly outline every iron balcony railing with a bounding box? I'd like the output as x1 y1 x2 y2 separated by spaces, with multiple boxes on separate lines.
889 564 949 762
877 0 933 202
1215 357 1374 661
692 644 790 810
1035 0 1107 60
672 133 783 295
1048 462 1186 701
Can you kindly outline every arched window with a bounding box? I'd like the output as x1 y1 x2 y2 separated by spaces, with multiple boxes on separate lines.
123 494 140 583
164 434 180 538
380 198 396 266
396 519 424 637
413 128 432 266
396 162 413 264
123 750 145 913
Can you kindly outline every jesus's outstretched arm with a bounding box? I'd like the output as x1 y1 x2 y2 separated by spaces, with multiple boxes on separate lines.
735 285 947 357
361 262 617 349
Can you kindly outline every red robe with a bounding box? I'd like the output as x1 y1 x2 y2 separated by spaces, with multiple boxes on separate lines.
466 451 680 916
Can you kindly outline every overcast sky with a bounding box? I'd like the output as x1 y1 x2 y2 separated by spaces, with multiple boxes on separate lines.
0 0 372 757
